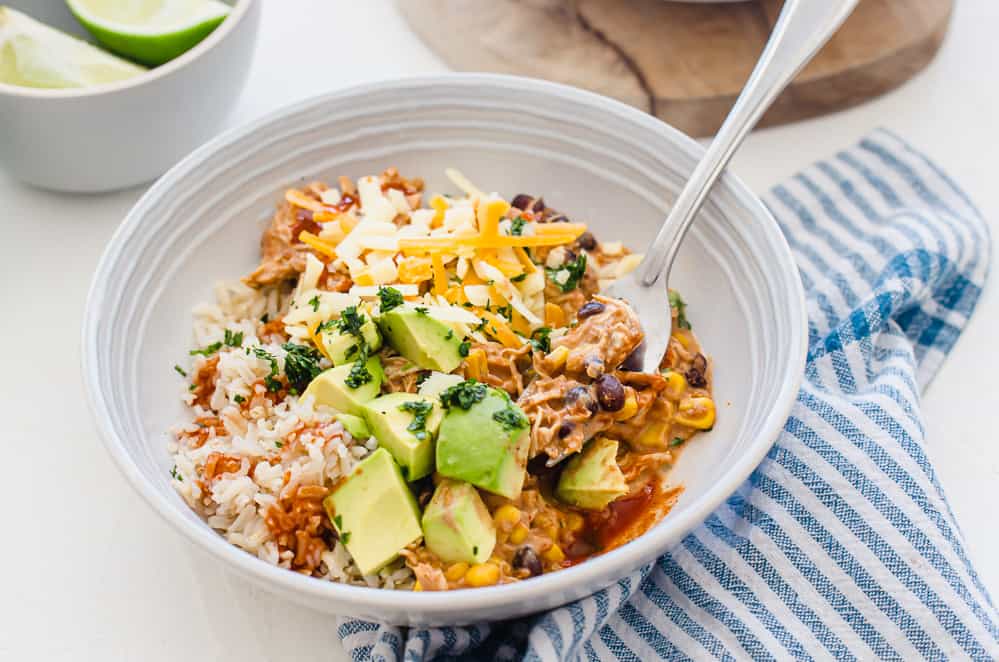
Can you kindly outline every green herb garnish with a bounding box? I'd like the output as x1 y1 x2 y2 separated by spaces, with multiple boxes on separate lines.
316 318 338 335
282 342 323 393
189 342 222 357
333 514 343 529
399 399 434 440
669 437 686 448
233 394 246 404
509 216 527 236
252 347 282 392
415 306 429 315
439 379 487 410
308 295 320 312
341 531 352 545
170 466 182 481
495 305 512 320
668 290 691 330
444 329 454 340
377 286 405 313
529 327 552 353
224 329 244 347
493 405 529 431
337 306 367 338
511 272 528 282
174 365 187 377
545 253 587 293
344 347 372 389
458 340 471 357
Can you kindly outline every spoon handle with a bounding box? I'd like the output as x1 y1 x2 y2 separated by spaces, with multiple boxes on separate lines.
638 0 859 287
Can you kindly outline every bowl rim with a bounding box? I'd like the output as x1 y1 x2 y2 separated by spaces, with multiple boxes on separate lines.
0 0 254 99
82 73 808 617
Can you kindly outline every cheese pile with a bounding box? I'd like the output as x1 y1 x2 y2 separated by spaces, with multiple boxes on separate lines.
281 170 636 350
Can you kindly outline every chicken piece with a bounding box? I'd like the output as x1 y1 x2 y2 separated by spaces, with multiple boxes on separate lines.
517 375 615 464
243 184 328 288
547 295 643 379
460 341 533 397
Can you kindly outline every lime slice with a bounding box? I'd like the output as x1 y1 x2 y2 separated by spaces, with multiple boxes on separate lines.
0 6 145 89
66 0 231 67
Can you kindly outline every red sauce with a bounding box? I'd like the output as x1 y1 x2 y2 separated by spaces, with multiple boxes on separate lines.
291 208 322 243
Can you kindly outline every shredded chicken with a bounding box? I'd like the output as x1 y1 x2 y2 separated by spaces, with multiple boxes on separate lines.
243 183 329 288
518 375 615 464
462 341 532 396
382 355 424 394
549 295 643 379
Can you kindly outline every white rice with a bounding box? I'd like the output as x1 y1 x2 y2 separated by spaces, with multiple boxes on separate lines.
169 280 415 588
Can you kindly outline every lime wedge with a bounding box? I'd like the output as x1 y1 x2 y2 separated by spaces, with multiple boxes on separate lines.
0 6 145 89
66 0 231 67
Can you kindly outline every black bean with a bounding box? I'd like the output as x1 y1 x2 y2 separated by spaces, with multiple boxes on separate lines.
577 301 606 319
685 353 708 388
565 385 598 414
510 194 532 210
558 422 574 439
595 374 625 411
513 546 543 577
576 231 597 251
621 343 645 372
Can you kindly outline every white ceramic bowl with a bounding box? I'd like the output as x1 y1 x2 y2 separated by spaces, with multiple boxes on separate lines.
0 0 259 193
82 74 807 625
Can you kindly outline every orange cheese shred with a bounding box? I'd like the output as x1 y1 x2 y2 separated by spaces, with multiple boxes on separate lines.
431 253 448 295
285 189 328 213
298 231 337 257
545 302 566 328
478 311 521 348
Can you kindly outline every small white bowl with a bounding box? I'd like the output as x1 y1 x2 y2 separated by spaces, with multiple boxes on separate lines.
0 0 260 193
82 74 807 625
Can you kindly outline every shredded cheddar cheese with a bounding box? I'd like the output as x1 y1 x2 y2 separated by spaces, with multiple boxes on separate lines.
298 231 337 257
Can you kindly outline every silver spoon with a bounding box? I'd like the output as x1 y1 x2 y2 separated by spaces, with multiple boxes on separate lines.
604 0 859 374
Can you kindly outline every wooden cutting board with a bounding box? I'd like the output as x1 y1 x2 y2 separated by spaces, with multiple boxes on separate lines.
398 0 953 137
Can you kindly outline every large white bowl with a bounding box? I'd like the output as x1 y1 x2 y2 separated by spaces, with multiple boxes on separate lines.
0 0 260 193
82 75 807 625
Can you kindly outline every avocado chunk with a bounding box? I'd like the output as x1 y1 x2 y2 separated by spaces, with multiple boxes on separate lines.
422 479 496 564
436 382 531 499
362 392 443 481
317 317 382 366
302 356 384 417
335 413 370 440
417 371 464 400
323 448 422 576
376 307 463 373
556 437 628 510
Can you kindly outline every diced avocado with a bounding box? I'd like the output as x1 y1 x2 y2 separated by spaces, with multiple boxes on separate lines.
362 392 443 481
418 371 464 400
323 448 422 576
376 307 463 372
422 479 496 564
302 356 384 417
436 384 530 499
335 413 371 440
556 437 628 510
317 318 382 366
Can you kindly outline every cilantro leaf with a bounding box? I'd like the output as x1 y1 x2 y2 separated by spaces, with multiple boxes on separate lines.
252 347 282 392
509 216 527 236
458 340 471 357
439 380 487 410
492 404 529 431
668 290 691 330
545 253 587 293
281 342 323 393
399 399 434 440
529 327 552 353
308 295 320 312
224 329 244 347
173 365 187 377
189 342 222 357
377 286 404 313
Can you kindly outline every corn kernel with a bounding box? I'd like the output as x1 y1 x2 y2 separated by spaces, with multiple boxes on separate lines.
542 544 565 564
493 504 522 529
509 524 529 545
547 345 569 369
613 390 638 421
672 330 693 349
675 397 716 430
635 421 670 450
353 269 375 287
464 563 500 587
412 581 423 592
445 563 469 582
663 370 687 400
565 512 585 533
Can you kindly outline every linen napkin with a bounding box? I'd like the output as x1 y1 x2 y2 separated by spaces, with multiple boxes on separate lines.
338 130 997 661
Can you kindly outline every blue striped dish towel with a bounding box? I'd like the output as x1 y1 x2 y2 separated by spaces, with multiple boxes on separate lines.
339 129 997 661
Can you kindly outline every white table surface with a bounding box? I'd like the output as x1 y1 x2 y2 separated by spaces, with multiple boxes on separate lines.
2 1 996 660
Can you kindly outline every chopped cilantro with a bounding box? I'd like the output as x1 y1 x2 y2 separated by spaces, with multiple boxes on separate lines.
281 342 323 392
173 365 187 377
399 399 434 440
415 306 429 315
377 286 405 312
337 306 367 338
668 290 691 330
233 394 246 404
170 466 182 482
416 372 431 387
444 329 454 340
473 545 479 556
493 405 529 431
495 305 512 320
545 253 587 293
333 514 343 530
669 437 686 448
439 379 487 410
252 347 282 392
458 340 471 357
188 384 197 392
529 327 552 353
511 272 527 282
308 295 320 312
509 216 527 236
189 341 222 357
316 318 338 335
275 440 284 448
462 302 474 308
345 348 372 389
345 344 358 359
224 329 244 347
341 531 352 545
